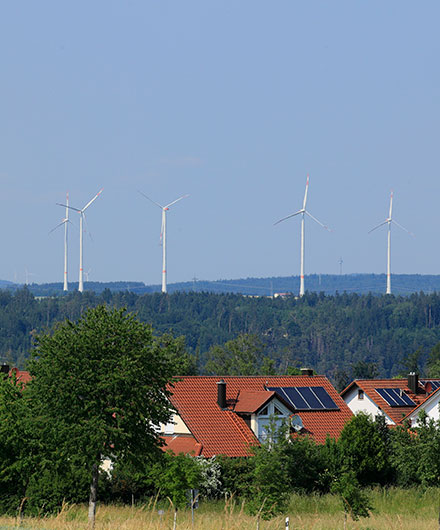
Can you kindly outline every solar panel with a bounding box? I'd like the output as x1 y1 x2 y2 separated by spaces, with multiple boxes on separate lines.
312 386 339 409
375 388 416 407
421 380 440 391
297 387 322 409
266 386 339 411
267 387 308 409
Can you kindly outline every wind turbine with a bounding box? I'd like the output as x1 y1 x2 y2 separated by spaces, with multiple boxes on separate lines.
369 190 414 295
50 192 70 291
138 191 189 293
274 175 331 297
58 189 103 293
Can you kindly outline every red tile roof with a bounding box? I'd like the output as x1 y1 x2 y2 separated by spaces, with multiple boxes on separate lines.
9 368 31 385
341 379 428 424
233 390 277 413
162 434 203 456
167 376 353 457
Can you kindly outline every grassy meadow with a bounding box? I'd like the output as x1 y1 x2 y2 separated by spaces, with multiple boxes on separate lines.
0 488 438 529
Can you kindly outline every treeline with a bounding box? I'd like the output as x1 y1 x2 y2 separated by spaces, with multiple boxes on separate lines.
3 287 440 379
19 273 440 296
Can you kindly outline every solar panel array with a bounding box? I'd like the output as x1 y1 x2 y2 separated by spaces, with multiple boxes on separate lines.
421 380 440 391
375 388 416 407
267 386 339 411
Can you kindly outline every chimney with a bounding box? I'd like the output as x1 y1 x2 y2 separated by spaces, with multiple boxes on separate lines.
217 379 227 409
408 372 419 394
301 368 314 376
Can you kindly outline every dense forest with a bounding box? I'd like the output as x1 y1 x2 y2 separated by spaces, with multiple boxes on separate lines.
2 287 440 384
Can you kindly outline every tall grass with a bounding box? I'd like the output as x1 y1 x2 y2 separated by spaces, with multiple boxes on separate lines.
0 488 437 529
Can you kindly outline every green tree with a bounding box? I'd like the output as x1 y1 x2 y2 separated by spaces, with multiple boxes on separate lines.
154 333 197 375
27 306 176 527
352 360 378 380
427 342 440 377
217 456 253 498
415 413 440 487
338 412 392 486
390 421 421 487
283 434 326 493
0 373 33 513
151 451 202 525
247 420 290 519
399 347 424 376
331 470 372 526
204 334 266 375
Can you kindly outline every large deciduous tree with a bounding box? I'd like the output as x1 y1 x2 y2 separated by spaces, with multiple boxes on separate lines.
27 305 176 527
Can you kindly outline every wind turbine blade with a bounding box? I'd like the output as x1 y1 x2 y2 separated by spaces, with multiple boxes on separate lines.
82 188 103 212
57 203 81 213
368 219 388 234
305 210 332 231
49 220 67 235
274 209 303 226
138 190 163 209
302 174 310 210
164 194 189 209
392 219 415 237
389 190 394 219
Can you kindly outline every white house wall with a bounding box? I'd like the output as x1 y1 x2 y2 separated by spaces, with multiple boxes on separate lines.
408 395 440 427
343 386 394 425
160 413 192 435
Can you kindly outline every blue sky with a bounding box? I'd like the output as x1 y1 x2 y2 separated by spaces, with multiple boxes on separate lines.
0 1 438 285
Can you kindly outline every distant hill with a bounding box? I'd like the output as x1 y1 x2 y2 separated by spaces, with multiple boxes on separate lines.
2 286 440 382
0 280 16 289
11 274 440 297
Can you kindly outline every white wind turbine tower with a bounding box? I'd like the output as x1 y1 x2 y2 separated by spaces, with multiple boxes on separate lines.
274 175 331 297
138 191 189 293
50 192 70 291
369 190 414 295
58 189 103 293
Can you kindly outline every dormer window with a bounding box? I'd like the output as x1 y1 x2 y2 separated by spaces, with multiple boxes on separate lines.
358 389 364 400
255 399 290 441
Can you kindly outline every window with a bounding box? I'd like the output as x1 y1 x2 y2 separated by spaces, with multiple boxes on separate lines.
256 400 290 442
358 389 364 400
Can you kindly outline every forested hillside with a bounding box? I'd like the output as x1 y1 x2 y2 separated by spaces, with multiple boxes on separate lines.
2 287 440 383
10 273 440 296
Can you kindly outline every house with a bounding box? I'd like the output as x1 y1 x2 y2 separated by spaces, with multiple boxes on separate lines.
340 373 440 425
402 382 440 427
161 373 353 457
